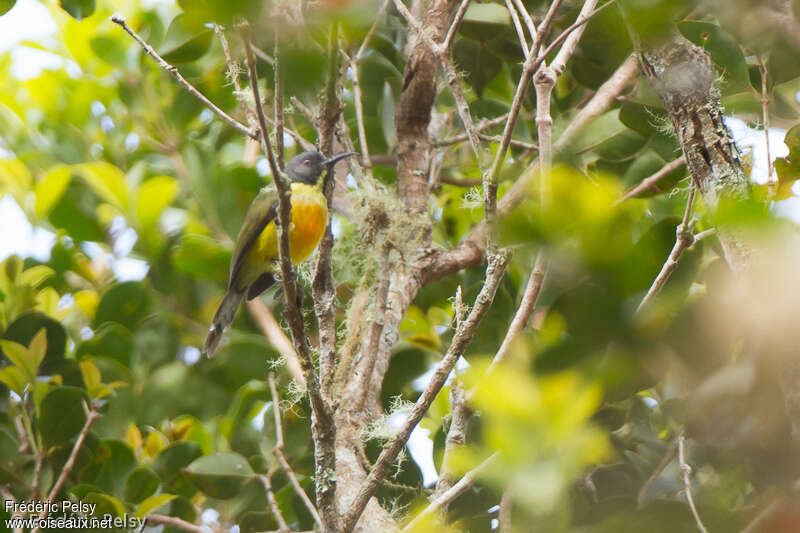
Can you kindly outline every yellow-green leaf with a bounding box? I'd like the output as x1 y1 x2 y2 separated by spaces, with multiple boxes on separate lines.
0 366 27 395
34 165 72 218
29 328 48 368
134 493 177 518
0 158 32 198
77 162 129 210
80 359 112 399
136 176 178 229
19 265 54 288
0 339 36 383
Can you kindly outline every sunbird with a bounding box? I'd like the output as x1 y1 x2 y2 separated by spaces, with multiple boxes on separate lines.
204 150 356 356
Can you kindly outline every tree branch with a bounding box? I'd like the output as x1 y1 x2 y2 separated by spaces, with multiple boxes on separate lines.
146 514 208 533
616 155 686 204
111 15 257 140
636 183 697 314
261 473 291 532
269 373 324 530
341 252 510 533
423 53 637 285
490 251 547 370
678 435 708 533
402 452 498 532
33 401 100 532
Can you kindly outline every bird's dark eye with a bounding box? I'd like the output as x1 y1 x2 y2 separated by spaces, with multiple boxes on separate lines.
303 160 311 167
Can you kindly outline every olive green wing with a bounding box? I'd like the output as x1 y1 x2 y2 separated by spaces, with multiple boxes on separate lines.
228 186 278 289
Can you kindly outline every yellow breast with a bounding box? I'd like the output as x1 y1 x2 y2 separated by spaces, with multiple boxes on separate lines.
242 183 328 286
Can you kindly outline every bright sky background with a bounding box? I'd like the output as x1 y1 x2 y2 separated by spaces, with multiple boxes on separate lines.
0 0 797 494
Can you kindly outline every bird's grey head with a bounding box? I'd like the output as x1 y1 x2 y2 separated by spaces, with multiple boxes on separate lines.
286 150 356 185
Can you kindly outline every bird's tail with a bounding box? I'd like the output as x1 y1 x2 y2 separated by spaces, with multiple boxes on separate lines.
204 289 245 357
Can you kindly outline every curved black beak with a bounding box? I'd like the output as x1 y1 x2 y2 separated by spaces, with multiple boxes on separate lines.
322 152 358 166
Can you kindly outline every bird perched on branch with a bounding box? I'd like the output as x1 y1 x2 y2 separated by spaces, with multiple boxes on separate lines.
204 150 356 356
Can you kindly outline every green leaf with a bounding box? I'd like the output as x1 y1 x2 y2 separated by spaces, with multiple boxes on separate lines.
83 492 126 518
152 441 202 481
34 166 72 219
124 466 161 503
184 452 254 499
77 162 130 210
19 265 54 288
76 323 133 368
453 39 503 99
459 3 509 41
89 35 127 65
3 313 67 372
0 366 27 395
0 158 32 199
59 0 95 20
28 328 47 369
134 493 177 518
94 281 150 329
136 175 178 229
80 359 112 399
38 386 89 447
173 234 231 282
0 339 36 383
678 21 749 86
0 0 16 17
159 14 213 64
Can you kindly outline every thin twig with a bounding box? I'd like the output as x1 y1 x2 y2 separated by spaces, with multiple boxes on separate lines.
678 435 708 533
268 374 324 530
442 0 473 53
637 442 677 508
505 0 530 59
33 401 101 532
434 380 471 502
146 514 208 533
355 246 393 411
341 253 510 533
111 15 257 140
740 499 783 533
616 156 686 204
636 183 697 314
511 0 538 49
432 114 511 146
313 23 345 406
758 55 775 195
499 490 513 533
261 473 291 532
246 300 305 385
490 251 547 370
402 453 498 532
274 17 285 171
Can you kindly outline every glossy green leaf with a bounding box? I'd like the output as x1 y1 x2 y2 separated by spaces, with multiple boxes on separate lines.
152 441 202 481
124 466 161 503
38 386 89 447
0 0 16 16
184 452 254 499
3 313 67 371
159 14 213 64
94 281 150 329
173 234 231 282
59 0 95 20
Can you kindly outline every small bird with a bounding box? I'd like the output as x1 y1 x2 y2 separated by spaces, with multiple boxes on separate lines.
204 150 356 356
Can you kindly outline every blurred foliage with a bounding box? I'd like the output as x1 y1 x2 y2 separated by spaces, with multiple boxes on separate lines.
0 0 799 531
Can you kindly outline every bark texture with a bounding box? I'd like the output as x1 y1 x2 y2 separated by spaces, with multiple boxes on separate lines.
639 34 751 272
